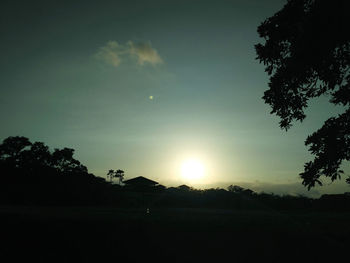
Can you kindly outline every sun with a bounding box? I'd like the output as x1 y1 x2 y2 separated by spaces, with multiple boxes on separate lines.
181 159 205 182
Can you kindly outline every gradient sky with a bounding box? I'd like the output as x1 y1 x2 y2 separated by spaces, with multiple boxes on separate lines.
1 0 349 197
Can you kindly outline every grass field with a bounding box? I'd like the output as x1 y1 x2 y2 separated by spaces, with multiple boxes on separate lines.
1 206 350 262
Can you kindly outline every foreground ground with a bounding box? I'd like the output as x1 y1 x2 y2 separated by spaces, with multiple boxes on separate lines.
1 206 350 262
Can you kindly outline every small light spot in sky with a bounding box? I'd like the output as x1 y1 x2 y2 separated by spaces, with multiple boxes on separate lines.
149 95 153 100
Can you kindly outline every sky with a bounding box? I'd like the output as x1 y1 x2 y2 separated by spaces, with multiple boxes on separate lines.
1 0 349 197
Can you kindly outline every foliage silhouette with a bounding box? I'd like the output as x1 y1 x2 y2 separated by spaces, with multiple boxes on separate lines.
255 0 350 189
107 169 125 185
0 136 115 205
115 169 125 185
228 185 244 193
2 136 350 210
107 169 115 182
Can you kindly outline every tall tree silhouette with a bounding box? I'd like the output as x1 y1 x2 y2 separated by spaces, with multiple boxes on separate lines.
115 169 125 185
255 0 350 189
106 169 124 184
107 169 115 183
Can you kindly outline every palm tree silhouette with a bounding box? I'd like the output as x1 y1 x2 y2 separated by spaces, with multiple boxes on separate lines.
115 169 125 185
107 169 115 183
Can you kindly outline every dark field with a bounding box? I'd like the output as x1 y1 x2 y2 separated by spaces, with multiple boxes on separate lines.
1 206 350 262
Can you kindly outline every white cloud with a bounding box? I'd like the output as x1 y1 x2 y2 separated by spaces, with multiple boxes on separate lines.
127 41 163 65
95 40 163 67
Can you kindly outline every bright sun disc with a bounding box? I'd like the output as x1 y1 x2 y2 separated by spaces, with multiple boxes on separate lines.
181 159 205 181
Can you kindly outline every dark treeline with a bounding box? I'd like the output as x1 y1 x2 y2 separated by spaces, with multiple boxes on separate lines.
0 136 120 205
118 184 350 212
1 136 350 211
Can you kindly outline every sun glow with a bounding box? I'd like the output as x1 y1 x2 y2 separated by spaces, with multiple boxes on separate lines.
181 159 205 182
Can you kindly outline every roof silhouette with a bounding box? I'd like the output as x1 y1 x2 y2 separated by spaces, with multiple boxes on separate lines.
123 176 158 186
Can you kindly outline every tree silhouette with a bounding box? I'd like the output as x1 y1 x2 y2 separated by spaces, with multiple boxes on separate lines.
0 136 110 205
52 147 87 174
255 0 350 189
107 169 115 183
106 169 124 185
0 136 32 167
227 185 244 193
0 136 89 176
115 169 125 185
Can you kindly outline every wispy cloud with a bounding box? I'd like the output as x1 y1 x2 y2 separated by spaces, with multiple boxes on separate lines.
95 41 124 67
95 40 163 67
127 41 163 65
